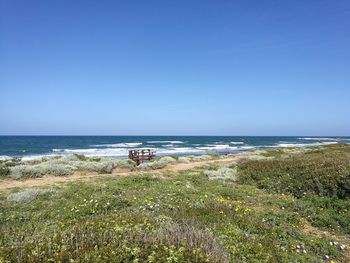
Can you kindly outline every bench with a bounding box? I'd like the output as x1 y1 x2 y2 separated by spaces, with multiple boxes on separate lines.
128 149 156 165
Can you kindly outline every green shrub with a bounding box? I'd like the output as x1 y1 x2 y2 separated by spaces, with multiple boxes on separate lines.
138 156 177 170
6 155 138 178
9 163 75 179
238 156 350 199
1 214 229 263
193 155 213 161
74 154 87 161
74 160 114 173
39 163 75 176
9 165 44 179
178 156 191 163
296 194 350 234
0 164 10 177
7 188 56 203
2 157 22 167
112 158 136 169
204 167 237 181
178 155 215 163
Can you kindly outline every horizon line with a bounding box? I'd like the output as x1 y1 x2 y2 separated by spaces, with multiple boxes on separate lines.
0 135 349 137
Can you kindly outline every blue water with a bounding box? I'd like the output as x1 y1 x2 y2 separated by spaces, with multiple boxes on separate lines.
0 136 349 160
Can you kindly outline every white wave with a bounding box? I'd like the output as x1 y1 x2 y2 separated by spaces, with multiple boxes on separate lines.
156 147 203 155
147 141 184 144
298 137 339 141
277 142 338 148
22 140 348 162
91 142 142 148
239 146 255 150
49 143 248 158
62 148 127 157
52 149 63 152
21 145 241 160
49 146 201 158
197 144 238 151
114 146 203 155
0 154 63 161
64 148 99 153
230 141 244 145
209 144 229 147
277 143 308 147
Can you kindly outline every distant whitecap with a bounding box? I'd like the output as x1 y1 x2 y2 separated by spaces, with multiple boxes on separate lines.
147 141 184 144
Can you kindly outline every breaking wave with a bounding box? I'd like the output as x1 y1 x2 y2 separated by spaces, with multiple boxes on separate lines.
230 141 244 145
277 142 338 148
5 136 349 160
147 141 184 144
298 137 340 141
91 142 142 148
197 144 238 151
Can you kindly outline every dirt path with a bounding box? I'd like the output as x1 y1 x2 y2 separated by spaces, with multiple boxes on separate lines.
0 156 241 193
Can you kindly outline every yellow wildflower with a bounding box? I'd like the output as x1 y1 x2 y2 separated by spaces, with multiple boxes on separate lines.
217 197 225 203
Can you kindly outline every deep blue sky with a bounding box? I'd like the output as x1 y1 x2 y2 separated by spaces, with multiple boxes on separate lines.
1 0 349 135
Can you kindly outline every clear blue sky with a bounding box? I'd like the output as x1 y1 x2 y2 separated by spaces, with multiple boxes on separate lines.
1 0 349 136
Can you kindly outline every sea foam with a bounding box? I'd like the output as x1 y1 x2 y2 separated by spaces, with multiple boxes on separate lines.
91 142 142 147
230 141 244 145
147 141 184 144
197 144 238 151
298 137 340 141
277 142 338 148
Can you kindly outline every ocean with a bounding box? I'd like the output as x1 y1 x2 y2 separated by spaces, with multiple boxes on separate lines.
0 136 349 160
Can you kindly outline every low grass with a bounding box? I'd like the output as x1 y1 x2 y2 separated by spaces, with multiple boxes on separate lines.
0 144 349 262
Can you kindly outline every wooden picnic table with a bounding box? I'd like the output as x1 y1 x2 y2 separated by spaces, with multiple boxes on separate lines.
128 149 155 165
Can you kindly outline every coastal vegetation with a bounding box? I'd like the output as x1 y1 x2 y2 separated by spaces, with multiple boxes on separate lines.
0 144 349 262
0 154 220 179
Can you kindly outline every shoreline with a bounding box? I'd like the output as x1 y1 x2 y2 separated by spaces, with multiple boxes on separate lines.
0 140 344 161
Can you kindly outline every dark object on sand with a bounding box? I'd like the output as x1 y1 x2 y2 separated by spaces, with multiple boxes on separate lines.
128 149 155 165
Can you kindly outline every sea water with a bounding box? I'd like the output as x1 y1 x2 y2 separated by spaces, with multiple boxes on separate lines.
0 136 349 160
